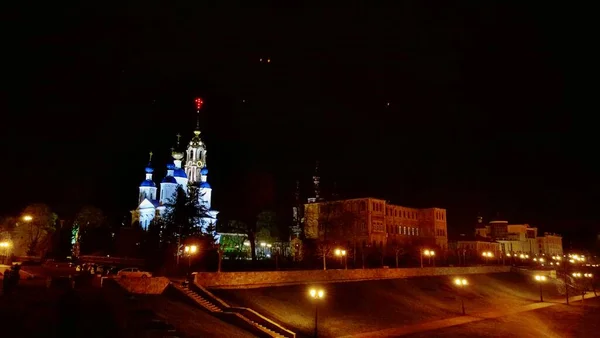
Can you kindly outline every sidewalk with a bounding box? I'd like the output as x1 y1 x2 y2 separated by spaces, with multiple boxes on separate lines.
340 294 599 338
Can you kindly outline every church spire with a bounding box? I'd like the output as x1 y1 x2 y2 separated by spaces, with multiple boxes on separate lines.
186 98 207 183
307 161 321 203
139 151 157 204
194 97 203 133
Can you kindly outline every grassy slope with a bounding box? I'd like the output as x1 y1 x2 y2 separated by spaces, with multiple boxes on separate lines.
405 297 600 338
212 273 573 338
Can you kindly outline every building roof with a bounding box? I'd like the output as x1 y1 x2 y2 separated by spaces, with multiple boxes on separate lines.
452 234 495 242
140 180 156 187
161 176 177 184
173 168 187 178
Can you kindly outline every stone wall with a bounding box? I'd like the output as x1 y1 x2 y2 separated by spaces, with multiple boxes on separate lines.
511 267 557 279
195 266 511 288
115 277 170 294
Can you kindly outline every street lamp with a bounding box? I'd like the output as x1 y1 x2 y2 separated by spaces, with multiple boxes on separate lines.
308 288 325 337
584 273 596 296
0 241 10 264
184 245 198 269
453 277 469 315
22 215 33 222
482 251 493 264
421 249 435 268
534 275 547 302
335 249 347 270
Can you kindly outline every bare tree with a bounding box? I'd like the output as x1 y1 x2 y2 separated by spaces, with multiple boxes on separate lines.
316 240 332 270
14 204 57 256
393 243 405 268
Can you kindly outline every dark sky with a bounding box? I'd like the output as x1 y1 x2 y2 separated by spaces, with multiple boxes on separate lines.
4 3 599 248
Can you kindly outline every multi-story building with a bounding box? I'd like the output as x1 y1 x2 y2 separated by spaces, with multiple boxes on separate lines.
455 237 501 257
303 197 448 251
473 217 562 256
537 233 563 256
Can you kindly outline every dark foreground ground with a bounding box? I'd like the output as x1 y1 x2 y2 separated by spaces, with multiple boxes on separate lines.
405 297 600 338
0 278 255 338
212 272 598 338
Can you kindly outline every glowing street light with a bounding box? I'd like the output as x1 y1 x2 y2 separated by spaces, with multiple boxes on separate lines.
584 273 596 297
22 215 33 222
534 275 547 302
184 244 198 268
0 241 10 264
453 278 469 315
335 248 347 270
421 249 435 268
308 288 325 337
482 251 494 265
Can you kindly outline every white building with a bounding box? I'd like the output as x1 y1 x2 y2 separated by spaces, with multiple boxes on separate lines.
131 99 219 232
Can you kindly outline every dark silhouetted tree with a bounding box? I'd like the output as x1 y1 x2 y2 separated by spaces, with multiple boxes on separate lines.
74 206 109 255
14 204 57 256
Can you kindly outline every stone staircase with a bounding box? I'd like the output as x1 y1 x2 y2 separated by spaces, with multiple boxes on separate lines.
173 283 294 338
180 286 223 313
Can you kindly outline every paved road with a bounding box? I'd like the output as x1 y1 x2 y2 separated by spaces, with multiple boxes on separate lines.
403 297 600 338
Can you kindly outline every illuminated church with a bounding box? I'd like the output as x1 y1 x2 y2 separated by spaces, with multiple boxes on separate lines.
131 98 219 231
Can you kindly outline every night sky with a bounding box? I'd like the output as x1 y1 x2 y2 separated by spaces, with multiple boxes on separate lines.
4 3 599 248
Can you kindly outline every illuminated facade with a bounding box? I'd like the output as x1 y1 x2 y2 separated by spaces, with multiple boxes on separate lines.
537 233 563 256
131 98 218 231
303 197 448 250
474 218 562 256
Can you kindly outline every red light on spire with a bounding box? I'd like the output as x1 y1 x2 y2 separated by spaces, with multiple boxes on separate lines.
195 97 204 111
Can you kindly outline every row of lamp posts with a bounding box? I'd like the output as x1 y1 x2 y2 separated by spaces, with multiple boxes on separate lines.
308 276 471 337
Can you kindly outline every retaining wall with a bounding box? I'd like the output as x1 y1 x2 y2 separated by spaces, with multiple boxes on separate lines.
195 266 511 288
511 267 557 279
115 277 170 294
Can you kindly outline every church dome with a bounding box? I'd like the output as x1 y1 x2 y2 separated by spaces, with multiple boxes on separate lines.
162 176 177 184
172 151 184 160
173 168 187 178
189 130 204 148
201 167 208 175
145 166 154 173
166 163 176 170
140 180 156 187
200 181 211 189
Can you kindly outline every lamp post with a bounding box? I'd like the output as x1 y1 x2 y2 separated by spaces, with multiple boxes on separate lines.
482 251 494 265
308 288 325 337
0 241 10 264
421 249 435 268
335 249 347 270
453 277 469 315
184 245 198 269
534 275 547 302
584 273 596 296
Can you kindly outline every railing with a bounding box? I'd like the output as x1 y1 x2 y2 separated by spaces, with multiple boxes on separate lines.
78 255 145 266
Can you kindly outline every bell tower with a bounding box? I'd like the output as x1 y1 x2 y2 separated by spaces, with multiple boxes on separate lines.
185 98 207 183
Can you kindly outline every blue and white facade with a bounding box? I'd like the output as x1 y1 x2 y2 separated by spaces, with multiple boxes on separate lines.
131 126 219 231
